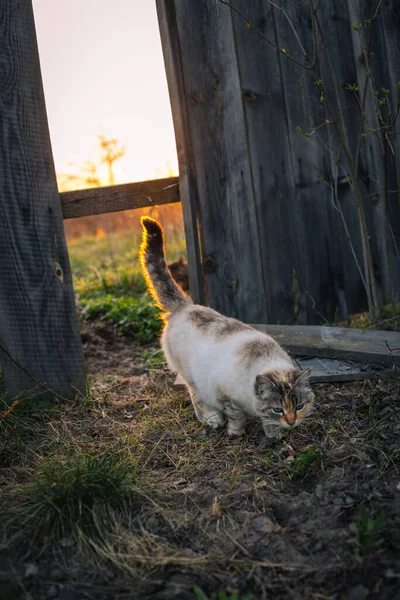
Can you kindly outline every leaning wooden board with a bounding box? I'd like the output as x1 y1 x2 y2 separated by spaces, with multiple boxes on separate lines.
251 325 400 367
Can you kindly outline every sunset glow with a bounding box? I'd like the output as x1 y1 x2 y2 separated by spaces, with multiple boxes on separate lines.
32 0 178 187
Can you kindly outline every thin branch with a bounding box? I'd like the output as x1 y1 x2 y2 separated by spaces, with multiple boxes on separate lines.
367 315 400 329
307 100 354 137
388 221 400 261
309 0 318 70
371 0 384 20
0 340 80 403
329 165 368 292
362 190 400 199
218 0 312 70
267 0 309 61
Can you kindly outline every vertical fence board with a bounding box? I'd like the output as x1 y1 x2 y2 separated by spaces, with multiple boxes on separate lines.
156 1 204 305
158 0 268 322
0 0 85 398
158 0 400 324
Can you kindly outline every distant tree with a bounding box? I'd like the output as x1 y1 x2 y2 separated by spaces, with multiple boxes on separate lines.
98 134 126 186
57 134 126 192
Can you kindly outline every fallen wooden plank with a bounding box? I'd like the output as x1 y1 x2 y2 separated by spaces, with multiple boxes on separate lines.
251 325 400 367
60 176 180 219
293 357 396 384
173 359 396 389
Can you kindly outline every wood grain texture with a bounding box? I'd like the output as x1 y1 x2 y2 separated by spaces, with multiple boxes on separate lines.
0 0 85 398
173 362 397 387
60 177 180 220
157 0 400 325
251 324 400 367
157 0 268 322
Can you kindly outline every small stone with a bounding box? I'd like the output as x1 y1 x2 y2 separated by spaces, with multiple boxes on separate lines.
252 515 278 534
24 564 39 577
344 496 355 506
347 584 369 600
396 482 400 491
384 568 400 579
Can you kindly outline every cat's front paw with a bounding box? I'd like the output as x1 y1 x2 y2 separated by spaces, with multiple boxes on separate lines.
227 425 245 438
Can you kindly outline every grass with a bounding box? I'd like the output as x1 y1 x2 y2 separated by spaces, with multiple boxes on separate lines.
1 360 400 598
335 301 400 330
0 395 59 467
288 446 325 479
194 588 253 600
1 451 136 547
349 504 386 552
82 294 162 344
139 348 166 369
69 229 186 345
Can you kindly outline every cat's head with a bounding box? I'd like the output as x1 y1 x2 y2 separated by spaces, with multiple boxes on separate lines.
254 369 314 429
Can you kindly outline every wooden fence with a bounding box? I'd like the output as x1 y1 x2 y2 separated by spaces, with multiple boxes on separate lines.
157 0 400 325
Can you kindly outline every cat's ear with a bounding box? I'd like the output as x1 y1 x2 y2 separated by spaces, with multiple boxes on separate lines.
294 369 311 385
255 374 276 396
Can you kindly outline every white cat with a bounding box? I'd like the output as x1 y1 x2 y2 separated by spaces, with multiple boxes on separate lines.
140 217 314 438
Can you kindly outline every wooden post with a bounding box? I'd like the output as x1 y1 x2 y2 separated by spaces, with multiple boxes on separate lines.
156 1 205 305
157 0 268 321
0 0 85 399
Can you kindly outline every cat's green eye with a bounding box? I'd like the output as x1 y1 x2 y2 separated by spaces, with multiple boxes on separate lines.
273 407 284 414
296 403 304 411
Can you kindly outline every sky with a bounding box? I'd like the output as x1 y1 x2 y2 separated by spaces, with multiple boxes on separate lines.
32 0 178 185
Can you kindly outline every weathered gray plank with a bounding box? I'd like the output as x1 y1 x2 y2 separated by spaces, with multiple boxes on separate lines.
252 324 400 366
157 0 268 323
158 0 399 325
0 0 85 398
294 357 396 384
60 177 180 220
156 2 205 305
173 359 396 388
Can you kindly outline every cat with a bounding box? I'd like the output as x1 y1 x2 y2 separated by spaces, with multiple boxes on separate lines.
139 217 314 438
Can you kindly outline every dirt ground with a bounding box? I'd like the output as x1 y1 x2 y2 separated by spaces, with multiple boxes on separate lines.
1 319 400 600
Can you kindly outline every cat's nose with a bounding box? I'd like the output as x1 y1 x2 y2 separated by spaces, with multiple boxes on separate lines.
285 415 296 426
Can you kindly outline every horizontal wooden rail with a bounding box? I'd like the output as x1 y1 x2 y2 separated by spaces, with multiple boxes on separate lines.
60 176 180 219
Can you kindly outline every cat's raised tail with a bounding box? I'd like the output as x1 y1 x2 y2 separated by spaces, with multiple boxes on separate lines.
140 217 190 313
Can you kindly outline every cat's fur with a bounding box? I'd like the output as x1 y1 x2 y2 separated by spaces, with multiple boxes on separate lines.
139 217 315 438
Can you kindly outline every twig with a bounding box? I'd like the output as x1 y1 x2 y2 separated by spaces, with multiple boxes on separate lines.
371 0 384 20
218 0 312 70
267 0 309 61
328 163 368 292
363 190 399 199
309 0 318 70
385 340 398 373
367 315 400 329
0 340 78 403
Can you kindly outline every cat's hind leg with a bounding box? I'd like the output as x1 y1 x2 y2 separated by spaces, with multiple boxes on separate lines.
187 385 224 429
